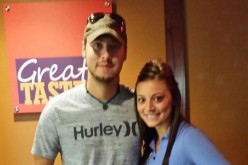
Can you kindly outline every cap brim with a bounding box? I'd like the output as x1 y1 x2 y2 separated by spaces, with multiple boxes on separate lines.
87 28 125 44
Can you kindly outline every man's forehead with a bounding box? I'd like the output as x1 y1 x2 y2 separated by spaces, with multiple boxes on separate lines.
93 34 120 43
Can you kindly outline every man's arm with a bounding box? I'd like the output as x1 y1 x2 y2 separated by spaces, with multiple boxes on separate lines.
33 155 55 165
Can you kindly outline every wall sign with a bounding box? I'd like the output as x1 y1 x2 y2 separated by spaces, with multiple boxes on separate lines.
3 0 112 114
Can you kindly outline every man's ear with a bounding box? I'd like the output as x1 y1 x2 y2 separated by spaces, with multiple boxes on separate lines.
124 46 127 61
82 41 86 57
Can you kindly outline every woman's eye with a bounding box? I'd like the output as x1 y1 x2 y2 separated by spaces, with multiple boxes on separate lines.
154 96 164 102
137 98 145 104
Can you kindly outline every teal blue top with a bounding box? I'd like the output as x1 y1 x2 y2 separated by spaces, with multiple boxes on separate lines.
146 122 230 165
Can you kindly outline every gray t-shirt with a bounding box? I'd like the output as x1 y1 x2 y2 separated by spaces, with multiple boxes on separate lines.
31 83 140 165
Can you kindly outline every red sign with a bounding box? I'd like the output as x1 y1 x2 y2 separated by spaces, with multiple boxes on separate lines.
3 0 112 114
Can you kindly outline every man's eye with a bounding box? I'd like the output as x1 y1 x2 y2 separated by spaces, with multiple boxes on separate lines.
92 42 103 51
108 43 120 51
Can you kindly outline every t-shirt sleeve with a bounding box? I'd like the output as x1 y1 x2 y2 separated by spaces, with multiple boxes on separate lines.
182 126 230 165
31 101 60 160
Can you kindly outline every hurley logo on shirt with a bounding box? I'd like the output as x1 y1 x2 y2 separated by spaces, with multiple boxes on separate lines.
73 121 138 140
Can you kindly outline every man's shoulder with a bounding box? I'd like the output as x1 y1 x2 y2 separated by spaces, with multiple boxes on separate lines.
48 83 85 103
119 84 134 95
41 83 85 114
117 84 135 104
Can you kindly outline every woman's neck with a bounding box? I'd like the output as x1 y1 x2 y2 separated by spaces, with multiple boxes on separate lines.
155 124 170 152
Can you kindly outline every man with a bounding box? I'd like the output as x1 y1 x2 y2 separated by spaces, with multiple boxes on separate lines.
31 12 140 165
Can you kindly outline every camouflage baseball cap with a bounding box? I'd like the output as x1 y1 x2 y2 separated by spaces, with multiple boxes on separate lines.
83 12 127 44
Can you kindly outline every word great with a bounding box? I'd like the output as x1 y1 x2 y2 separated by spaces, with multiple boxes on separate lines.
18 58 87 84
17 58 87 105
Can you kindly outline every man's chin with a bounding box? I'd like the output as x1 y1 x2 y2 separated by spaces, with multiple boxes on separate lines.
94 75 115 83
89 70 119 83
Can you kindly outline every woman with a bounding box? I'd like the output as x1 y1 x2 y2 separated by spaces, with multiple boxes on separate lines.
135 59 230 165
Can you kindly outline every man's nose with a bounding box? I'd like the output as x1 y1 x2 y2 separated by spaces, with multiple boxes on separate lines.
100 48 111 60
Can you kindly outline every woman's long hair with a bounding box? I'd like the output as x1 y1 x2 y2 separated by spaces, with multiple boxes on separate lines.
135 59 186 165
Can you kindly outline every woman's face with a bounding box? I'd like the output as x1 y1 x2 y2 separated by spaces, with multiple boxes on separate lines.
136 79 172 131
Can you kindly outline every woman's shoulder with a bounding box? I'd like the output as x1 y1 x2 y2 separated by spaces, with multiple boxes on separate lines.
177 121 208 141
177 121 217 151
